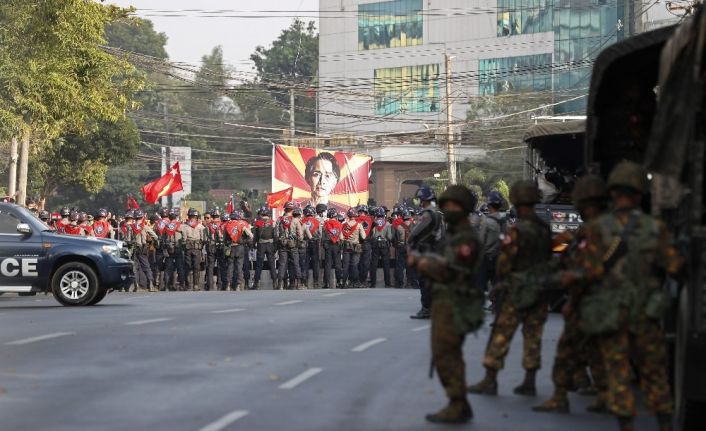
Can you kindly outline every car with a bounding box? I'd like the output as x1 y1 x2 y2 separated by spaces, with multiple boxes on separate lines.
0 202 133 306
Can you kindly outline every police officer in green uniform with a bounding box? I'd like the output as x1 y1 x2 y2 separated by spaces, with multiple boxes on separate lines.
410 185 484 424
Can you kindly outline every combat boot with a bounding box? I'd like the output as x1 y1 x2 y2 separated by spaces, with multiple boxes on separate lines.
467 376 498 396
513 369 537 396
148 282 157 293
425 398 473 424
250 282 259 291
410 307 431 319
532 395 569 413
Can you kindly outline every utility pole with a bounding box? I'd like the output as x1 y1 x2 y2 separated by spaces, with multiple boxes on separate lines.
290 88 296 139
8 137 18 199
445 53 457 185
17 133 29 206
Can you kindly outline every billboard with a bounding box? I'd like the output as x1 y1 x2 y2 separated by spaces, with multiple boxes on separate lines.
272 145 372 210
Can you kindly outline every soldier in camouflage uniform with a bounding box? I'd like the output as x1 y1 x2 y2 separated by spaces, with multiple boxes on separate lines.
468 180 552 396
533 175 610 414
573 162 681 431
410 185 484 424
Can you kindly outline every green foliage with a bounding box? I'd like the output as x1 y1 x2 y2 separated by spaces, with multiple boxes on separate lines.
495 179 510 202
105 18 168 59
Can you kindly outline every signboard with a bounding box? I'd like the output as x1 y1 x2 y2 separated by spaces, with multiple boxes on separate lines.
272 145 372 210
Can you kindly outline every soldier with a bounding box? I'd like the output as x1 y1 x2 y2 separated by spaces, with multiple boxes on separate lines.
357 205 374 286
161 208 183 291
78 212 94 237
55 207 71 233
253 208 276 290
571 162 681 431
322 208 343 289
204 209 225 291
130 209 159 292
291 207 312 289
409 185 483 424
275 202 305 290
315 203 328 286
369 207 393 288
38 209 51 224
477 191 506 293
180 208 206 291
92 208 114 239
468 180 552 397
218 213 231 289
533 175 610 414
223 210 253 291
394 209 414 289
301 206 322 288
408 186 445 319
152 207 170 289
341 208 366 289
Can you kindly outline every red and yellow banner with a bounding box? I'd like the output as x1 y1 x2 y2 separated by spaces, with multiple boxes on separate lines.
273 145 372 210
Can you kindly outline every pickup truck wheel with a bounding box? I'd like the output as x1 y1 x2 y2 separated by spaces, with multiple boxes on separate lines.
51 262 99 306
87 287 108 306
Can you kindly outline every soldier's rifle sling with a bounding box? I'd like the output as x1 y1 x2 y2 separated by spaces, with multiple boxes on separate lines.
602 211 639 272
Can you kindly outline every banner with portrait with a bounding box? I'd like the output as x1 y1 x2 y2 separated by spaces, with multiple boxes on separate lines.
272 145 372 211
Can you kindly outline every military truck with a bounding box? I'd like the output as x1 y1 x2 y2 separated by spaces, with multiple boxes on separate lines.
586 17 705 430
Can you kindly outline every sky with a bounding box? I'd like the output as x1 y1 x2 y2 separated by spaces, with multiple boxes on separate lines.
109 0 319 72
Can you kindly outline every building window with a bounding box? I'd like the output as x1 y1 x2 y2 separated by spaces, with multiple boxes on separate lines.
374 64 440 115
479 54 553 96
497 0 552 37
359 0 423 51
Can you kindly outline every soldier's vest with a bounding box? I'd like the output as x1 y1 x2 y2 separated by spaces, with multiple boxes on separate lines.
505 215 552 310
92 220 111 239
155 218 169 236
301 216 320 240
64 223 83 236
205 222 222 243
395 222 411 247
357 215 373 238
580 211 665 335
371 218 389 248
256 219 275 241
224 220 249 245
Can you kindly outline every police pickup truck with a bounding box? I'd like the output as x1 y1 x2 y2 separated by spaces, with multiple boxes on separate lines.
0 202 132 306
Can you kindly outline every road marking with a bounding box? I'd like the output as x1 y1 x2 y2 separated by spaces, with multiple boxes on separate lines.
412 325 431 332
198 410 249 431
6 332 75 346
322 292 345 297
124 318 172 326
210 308 246 314
274 300 303 306
351 337 387 352
279 367 322 390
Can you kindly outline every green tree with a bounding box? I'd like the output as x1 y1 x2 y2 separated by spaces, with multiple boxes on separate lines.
0 0 143 205
105 18 168 59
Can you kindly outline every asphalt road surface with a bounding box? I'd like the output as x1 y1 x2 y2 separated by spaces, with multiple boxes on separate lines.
0 288 658 431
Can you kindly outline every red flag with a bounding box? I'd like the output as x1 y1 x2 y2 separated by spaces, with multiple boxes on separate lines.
141 162 184 205
126 194 140 210
225 194 234 214
267 187 293 209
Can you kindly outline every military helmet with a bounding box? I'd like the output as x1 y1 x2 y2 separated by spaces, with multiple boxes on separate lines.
401 209 412 220
168 208 179 219
77 212 88 223
230 211 241 220
284 201 294 211
210 208 221 217
438 185 477 214
415 185 436 202
221 213 231 222
607 161 648 193
337 213 345 223
347 208 357 218
60 207 70 217
159 207 169 218
303 207 314 217
509 180 541 206
488 191 504 206
315 203 327 215
149 214 160 223
124 209 135 219
133 209 144 219
39 210 50 221
69 211 80 222
96 208 108 218
572 174 609 204
357 204 369 214
187 208 199 218
375 207 386 218
327 208 338 219
261 208 272 217
292 207 303 217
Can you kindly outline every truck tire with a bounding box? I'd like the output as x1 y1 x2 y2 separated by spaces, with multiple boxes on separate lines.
675 287 706 430
51 262 99 306
87 287 108 306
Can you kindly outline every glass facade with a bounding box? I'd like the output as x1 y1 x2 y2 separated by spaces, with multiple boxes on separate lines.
497 0 553 36
358 0 424 51
479 54 553 96
374 64 440 115
489 0 625 113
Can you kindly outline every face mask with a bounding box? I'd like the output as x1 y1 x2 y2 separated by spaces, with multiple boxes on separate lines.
443 211 467 225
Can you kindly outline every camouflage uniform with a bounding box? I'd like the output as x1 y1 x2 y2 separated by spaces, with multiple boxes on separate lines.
414 185 482 424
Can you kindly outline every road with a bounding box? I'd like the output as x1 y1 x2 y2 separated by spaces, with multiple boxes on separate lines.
0 288 656 431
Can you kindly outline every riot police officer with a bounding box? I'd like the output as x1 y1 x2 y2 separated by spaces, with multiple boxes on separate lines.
275 202 306 290
322 208 343 289
180 208 206 291
161 208 184 291
223 210 253 291
341 208 366 288
253 208 277 290
204 209 225 291
301 206 322 288
369 207 393 288
356 205 374 286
